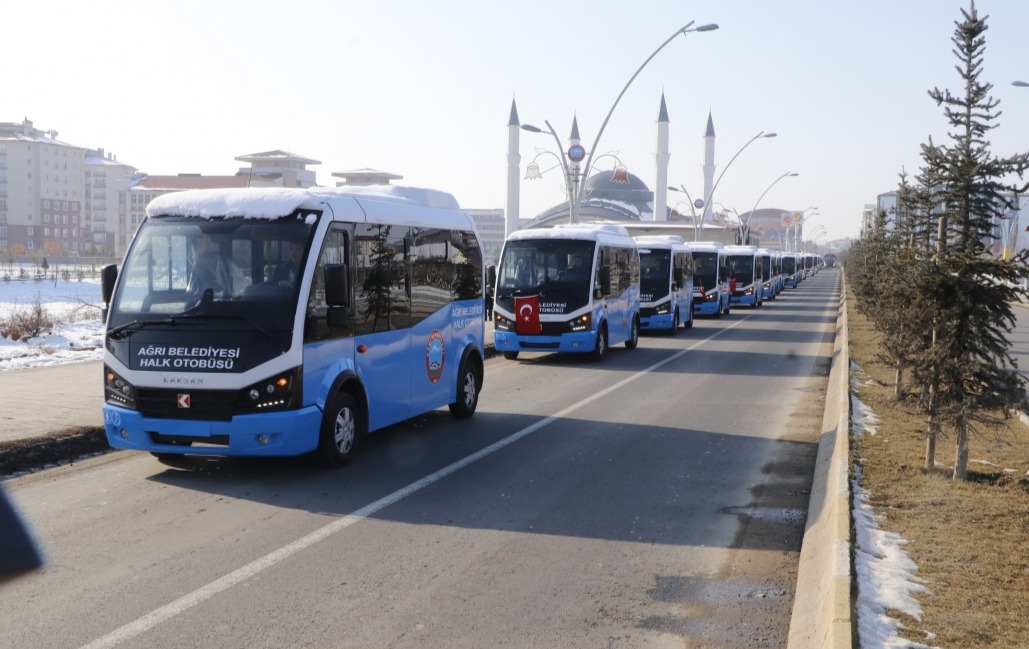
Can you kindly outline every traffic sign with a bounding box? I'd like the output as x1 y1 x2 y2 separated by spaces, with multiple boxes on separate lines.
567 144 586 162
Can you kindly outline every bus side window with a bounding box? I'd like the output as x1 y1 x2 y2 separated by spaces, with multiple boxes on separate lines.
305 228 351 342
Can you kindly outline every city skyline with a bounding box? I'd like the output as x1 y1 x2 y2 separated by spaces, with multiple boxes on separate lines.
5 0 1029 244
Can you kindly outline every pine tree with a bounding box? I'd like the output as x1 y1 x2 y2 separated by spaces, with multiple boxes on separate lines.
922 1 1029 480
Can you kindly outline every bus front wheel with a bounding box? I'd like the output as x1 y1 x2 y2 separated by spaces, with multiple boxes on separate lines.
503 351 519 360
316 392 361 468
591 326 607 362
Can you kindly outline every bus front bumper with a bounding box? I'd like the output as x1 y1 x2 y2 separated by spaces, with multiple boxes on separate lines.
640 312 675 330
493 330 597 354
102 404 324 457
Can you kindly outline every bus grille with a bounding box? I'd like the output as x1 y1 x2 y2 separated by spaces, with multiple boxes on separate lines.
136 388 235 422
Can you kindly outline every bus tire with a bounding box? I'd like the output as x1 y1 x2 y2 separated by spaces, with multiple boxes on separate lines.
669 309 679 335
316 391 361 468
449 354 481 419
503 351 519 360
591 325 607 362
684 306 694 329
625 315 639 349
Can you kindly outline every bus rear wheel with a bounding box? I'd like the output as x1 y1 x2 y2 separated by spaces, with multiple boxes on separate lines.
448 355 481 419
503 351 519 360
316 392 361 468
625 315 639 349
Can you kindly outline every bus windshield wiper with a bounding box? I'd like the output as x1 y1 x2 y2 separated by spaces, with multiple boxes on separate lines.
496 288 536 299
107 319 176 340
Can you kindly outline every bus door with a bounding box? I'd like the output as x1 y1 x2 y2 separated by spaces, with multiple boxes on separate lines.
353 223 419 430
598 245 636 342
405 228 482 414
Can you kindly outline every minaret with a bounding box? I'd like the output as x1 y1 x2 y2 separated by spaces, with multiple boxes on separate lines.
654 93 670 221
569 116 582 223
702 110 716 225
505 98 521 239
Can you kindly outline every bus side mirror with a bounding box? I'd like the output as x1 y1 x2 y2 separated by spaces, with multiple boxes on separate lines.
486 264 496 290
599 265 611 295
673 269 684 286
324 263 349 306
101 264 118 304
100 264 118 321
324 263 350 329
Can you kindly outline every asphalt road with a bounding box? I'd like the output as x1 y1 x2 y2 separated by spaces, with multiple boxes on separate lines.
1 270 840 649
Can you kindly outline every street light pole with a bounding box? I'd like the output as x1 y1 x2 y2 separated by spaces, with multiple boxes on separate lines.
740 172 798 245
667 184 700 234
523 20 717 225
578 21 718 222
668 131 776 240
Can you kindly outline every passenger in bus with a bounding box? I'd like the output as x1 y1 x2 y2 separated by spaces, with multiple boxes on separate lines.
188 250 233 300
561 254 588 281
273 240 305 287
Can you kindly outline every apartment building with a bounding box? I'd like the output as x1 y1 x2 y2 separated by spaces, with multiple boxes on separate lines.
0 118 89 257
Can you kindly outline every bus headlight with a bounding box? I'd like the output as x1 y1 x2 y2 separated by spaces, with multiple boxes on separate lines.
570 313 591 332
235 368 301 414
494 312 515 331
104 366 138 410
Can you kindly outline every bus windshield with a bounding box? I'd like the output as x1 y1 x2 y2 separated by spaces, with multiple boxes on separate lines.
639 249 671 297
726 256 754 285
110 215 315 333
693 252 719 291
497 239 596 296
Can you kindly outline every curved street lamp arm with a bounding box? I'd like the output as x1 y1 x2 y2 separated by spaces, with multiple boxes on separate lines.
580 20 707 196
741 171 797 245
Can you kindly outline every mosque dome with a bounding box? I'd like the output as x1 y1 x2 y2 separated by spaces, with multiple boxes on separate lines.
526 168 654 228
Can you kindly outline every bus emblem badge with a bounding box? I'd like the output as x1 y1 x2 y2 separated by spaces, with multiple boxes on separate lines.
425 330 445 384
177 394 191 409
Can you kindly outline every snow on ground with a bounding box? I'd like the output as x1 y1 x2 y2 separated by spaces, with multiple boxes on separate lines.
851 361 939 649
0 272 106 372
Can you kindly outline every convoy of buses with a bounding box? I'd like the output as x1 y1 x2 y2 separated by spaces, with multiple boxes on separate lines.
99 185 830 467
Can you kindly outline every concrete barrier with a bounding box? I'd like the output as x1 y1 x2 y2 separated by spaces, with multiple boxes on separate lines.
787 272 854 648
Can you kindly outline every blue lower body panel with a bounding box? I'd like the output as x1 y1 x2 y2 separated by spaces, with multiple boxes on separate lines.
103 404 324 457
641 312 675 331
693 299 722 315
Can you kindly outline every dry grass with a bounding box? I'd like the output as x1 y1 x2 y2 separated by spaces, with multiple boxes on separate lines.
848 293 1029 648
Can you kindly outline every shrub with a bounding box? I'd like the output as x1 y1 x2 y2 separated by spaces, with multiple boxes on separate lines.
0 300 56 341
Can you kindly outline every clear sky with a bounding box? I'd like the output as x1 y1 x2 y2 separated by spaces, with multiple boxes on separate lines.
6 0 1029 243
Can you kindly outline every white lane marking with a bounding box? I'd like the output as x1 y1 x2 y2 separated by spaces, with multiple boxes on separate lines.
80 317 747 649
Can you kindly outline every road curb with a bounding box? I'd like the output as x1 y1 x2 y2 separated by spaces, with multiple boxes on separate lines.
787 271 854 649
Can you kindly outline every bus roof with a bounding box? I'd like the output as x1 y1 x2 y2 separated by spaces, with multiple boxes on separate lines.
507 223 636 246
723 244 758 253
633 235 686 246
682 241 724 252
145 185 463 220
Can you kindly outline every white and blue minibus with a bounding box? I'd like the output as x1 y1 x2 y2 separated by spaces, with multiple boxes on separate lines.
634 235 694 333
724 244 764 309
685 241 730 317
100 186 486 467
782 252 801 288
757 248 777 301
492 223 640 361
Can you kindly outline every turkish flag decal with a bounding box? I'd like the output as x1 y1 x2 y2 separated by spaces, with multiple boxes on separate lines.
513 295 542 334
